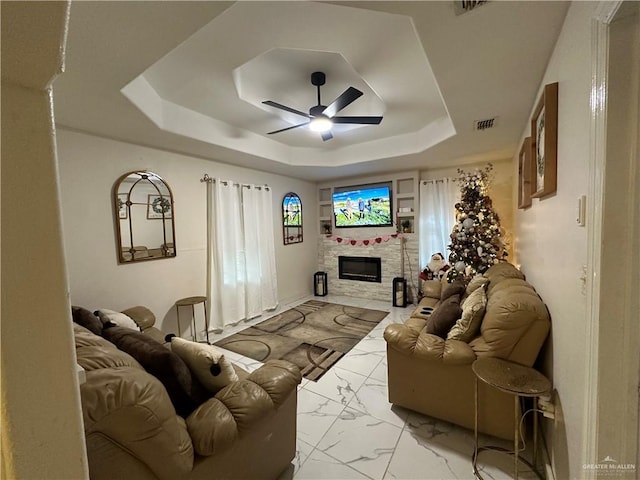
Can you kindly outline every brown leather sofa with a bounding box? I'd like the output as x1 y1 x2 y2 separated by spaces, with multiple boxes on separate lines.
74 323 301 480
383 262 550 440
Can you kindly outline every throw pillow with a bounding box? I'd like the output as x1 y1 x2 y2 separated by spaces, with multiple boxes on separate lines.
102 326 209 417
464 274 489 298
448 286 487 342
440 278 465 302
71 306 103 336
425 294 462 339
167 336 239 394
95 308 141 331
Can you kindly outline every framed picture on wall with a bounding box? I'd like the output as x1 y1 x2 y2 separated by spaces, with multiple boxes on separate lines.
147 194 172 219
517 137 534 209
531 82 558 199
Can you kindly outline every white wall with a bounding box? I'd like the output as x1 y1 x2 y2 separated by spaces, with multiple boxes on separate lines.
1 2 89 478
512 3 596 478
57 129 318 335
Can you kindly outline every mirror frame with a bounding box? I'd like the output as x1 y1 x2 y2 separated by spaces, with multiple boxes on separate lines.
113 170 176 264
282 192 303 245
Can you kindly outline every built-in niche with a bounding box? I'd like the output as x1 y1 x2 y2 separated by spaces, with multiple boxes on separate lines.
282 192 302 245
113 170 176 263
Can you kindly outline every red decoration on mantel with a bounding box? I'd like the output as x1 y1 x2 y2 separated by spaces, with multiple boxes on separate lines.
326 234 404 246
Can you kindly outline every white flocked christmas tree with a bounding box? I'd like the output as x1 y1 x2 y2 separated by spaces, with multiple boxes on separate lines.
447 164 507 282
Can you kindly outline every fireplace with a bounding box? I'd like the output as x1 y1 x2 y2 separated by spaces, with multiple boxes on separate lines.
338 256 382 283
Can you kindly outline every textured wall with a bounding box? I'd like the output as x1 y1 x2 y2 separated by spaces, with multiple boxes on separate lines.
318 234 419 303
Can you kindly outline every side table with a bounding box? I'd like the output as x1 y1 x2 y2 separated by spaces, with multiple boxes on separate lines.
175 296 210 344
472 357 551 480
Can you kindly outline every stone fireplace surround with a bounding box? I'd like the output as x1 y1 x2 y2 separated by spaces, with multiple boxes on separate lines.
318 234 418 303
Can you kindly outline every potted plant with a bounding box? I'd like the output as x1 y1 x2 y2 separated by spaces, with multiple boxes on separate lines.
401 219 412 233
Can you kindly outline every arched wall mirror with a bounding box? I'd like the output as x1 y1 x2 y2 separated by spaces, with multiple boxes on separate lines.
113 171 176 264
282 192 302 245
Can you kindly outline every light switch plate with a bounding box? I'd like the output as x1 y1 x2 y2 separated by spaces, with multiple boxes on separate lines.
576 195 586 226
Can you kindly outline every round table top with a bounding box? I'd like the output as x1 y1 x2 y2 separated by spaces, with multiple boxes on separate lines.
175 296 207 306
472 357 551 397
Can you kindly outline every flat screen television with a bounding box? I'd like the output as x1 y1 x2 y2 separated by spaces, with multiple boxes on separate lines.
332 182 393 228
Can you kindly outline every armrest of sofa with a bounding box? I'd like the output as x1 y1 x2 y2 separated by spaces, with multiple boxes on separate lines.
383 323 476 365
186 360 301 457
81 367 194 480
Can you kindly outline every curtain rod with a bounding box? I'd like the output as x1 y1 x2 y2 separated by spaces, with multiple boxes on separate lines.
200 173 270 191
421 178 455 185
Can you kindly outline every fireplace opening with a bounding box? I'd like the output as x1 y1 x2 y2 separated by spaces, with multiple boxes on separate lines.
338 256 382 283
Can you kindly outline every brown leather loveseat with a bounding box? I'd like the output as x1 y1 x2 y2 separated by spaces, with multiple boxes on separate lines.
73 318 301 480
383 262 550 440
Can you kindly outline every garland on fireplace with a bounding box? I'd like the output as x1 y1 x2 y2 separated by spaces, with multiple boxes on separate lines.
326 233 405 246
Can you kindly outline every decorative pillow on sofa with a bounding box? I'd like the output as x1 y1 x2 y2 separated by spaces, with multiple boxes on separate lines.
167 335 239 394
464 274 489 297
95 308 141 331
440 278 466 302
102 326 209 417
71 306 103 336
421 279 442 299
448 286 487 342
425 294 462 339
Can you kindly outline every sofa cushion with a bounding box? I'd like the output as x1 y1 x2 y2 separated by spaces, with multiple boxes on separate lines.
102 326 210 417
95 308 140 331
447 286 487 342
440 278 465 302
425 294 462 339
72 306 103 336
421 279 442 299
169 337 239 394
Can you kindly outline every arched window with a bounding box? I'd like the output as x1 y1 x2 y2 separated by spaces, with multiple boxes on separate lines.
282 192 303 245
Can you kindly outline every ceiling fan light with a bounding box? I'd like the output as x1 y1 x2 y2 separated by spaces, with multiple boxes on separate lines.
309 116 332 132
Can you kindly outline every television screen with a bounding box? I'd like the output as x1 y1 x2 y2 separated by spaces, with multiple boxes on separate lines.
332 182 393 228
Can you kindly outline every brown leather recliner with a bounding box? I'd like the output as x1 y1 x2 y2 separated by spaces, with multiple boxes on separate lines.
74 324 301 480
383 262 550 440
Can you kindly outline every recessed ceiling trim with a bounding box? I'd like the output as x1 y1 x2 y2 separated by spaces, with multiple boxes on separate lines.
123 73 457 168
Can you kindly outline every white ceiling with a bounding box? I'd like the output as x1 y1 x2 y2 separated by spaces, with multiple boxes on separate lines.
54 1 570 182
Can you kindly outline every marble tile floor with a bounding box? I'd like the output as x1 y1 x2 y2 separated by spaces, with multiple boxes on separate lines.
208 294 541 480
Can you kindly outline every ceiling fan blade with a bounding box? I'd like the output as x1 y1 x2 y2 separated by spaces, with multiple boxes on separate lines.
322 87 363 118
267 122 309 135
262 101 311 119
321 131 333 141
331 116 383 125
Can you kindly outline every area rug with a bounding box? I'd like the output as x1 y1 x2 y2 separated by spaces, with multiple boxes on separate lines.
214 300 388 381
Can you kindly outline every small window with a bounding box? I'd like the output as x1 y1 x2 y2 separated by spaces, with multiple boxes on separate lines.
282 192 303 245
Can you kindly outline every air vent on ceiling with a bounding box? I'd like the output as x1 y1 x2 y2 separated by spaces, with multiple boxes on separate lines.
454 1 488 16
473 117 498 131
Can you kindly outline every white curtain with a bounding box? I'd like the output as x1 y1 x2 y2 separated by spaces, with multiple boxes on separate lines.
418 178 460 268
206 180 278 330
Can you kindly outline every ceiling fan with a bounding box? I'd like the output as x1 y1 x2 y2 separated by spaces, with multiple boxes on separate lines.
262 71 383 141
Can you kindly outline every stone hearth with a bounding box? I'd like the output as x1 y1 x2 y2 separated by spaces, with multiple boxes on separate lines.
318 235 418 302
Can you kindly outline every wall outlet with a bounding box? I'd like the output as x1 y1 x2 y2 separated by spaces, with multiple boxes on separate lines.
539 396 555 419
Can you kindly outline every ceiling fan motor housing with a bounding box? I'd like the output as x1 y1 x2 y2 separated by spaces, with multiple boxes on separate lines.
309 105 327 117
311 71 326 86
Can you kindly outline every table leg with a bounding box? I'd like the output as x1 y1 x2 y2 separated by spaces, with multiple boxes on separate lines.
203 301 210 344
473 376 480 478
533 396 539 471
176 307 182 338
190 305 196 341
514 395 519 480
